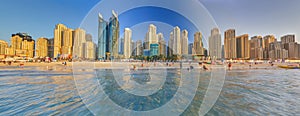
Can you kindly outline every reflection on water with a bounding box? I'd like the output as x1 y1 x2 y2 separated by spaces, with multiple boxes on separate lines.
0 66 299 115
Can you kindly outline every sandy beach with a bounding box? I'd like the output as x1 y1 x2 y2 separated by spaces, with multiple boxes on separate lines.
0 61 295 71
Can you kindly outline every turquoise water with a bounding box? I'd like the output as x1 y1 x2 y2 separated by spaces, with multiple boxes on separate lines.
0 66 299 115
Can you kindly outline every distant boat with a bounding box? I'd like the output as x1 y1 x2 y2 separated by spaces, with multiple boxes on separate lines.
278 65 300 69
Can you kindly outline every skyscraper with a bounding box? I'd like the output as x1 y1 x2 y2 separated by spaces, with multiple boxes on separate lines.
193 32 204 56
119 38 124 55
36 37 48 58
108 10 120 59
61 28 73 56
73 28 86 59
144 24 157 50
173 26 181 55
280 34 298 59
224 29 236 59
263 35 276 59
97 13 108 60
131 40 136 56
236 34 249 59
0 40 8 55
250 36 264 60
136 40 143 56
124 28 132 59
8 33 35 58
208 28 222 59
269 41 288 60
149 24 158 44
48 38 54 58
158 33 166 56
168 32 174 57
54 24 68 58
281 34 295 44
10 34 23 55
181 29 188 56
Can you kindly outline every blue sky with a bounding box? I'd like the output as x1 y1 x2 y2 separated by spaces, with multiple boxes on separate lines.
1 0 300 46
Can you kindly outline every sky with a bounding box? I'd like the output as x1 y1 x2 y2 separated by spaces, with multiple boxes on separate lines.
1 0 300 46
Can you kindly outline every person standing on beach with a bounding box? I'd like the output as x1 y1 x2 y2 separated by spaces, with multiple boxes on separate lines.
228 62 232 70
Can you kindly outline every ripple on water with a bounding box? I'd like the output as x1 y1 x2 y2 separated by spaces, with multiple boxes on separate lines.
0 67 299 115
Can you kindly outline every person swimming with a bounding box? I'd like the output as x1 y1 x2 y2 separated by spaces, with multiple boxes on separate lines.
133 65 137 70
190 65 194 70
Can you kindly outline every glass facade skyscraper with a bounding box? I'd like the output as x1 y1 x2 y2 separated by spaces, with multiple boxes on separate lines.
108 10 119 60
97 13 107 60
97 11 119 60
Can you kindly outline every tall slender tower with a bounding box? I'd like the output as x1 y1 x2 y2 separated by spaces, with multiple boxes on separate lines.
209 28 222 59
108 10 120 59
124 28 132 59
168 32 174 57
97 13 108 60
181 29 188 56
173 26 181 55
224 29 236 59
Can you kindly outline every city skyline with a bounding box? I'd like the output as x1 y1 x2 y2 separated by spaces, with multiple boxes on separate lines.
1 0 300 44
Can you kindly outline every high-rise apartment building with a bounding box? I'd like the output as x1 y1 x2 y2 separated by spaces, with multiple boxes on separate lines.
73 28 86 59
193 32 204 56
263 35 276 59
119 38 124 55
281 34 298 59
124 28 132 59
172 26 181 55
48 38 54 58
158 33 166 56
236 34 249 59
54 24 68 58
250 36 264 59
281 35 295 44
269 41 288 60
168 32 174 56
0 40 8 55
131 40 136 56
181 29 188 56
209 28 222 59
224 29 236 59
7 33 35 58
83 41 96 60
36 37 48 58
136 40 143 56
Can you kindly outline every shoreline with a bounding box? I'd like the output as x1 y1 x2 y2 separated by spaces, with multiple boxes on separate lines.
0 61 296 70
